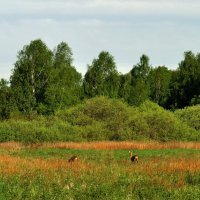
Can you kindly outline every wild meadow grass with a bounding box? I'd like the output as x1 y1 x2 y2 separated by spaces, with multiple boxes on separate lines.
0 142 199 199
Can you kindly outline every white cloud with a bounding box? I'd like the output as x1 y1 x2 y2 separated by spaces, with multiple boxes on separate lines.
0 0 200 20
0 0 200 79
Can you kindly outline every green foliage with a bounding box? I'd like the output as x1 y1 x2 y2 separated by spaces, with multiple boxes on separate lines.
2 38 200 118
131 54 151 80
0 97 199 143
57 97 198 142
175 104 200 130
56 96 132 141
10 39 53 113
168 51 200 108
45 42 82 113
149 66 172 107
0 117 79 143
129 54 151 106
1 39 200 141
83 51 120 98
0 79 15 119
9 40 82 115
190 95 200 106
118 73 132 102
138 101 197 141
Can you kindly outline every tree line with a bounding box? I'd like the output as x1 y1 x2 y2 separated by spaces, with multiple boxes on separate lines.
0 39 200 119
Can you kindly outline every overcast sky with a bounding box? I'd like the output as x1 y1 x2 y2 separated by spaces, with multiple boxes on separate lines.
0 0 200 79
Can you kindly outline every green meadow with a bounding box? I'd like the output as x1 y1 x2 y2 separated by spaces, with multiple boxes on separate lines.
0 144 199 200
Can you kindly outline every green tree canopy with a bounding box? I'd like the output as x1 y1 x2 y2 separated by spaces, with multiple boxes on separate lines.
149 66 172 107
167 51 200 108
118 73 132 102
178 51 200 107
44 42 82 113
10 39 53 113
128 54 151 105
0 79 15 119
83 51 120 98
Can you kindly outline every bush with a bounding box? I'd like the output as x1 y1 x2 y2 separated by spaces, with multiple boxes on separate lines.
138 101 198 141
175 105 200 130
0 97 199 143
56 96 135 141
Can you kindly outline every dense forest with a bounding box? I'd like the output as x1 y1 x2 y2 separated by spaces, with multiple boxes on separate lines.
0 39 199 142
1 39 200 118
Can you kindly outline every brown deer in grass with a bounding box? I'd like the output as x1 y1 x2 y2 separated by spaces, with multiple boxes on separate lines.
68 155 78 163
129 151 138 163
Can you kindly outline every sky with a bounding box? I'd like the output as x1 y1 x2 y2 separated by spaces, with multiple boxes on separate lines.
0 0 200 80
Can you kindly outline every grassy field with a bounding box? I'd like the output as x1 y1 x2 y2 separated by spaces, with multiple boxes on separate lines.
0 142 199 200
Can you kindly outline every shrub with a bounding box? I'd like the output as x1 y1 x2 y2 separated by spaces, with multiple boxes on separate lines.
0 97 199 143
175 105 200 130
138 101 198 141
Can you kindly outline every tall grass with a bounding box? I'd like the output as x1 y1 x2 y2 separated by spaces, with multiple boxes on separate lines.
39 141 200 150
0 145 199 199
0 155 199 175
1 141 200 150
